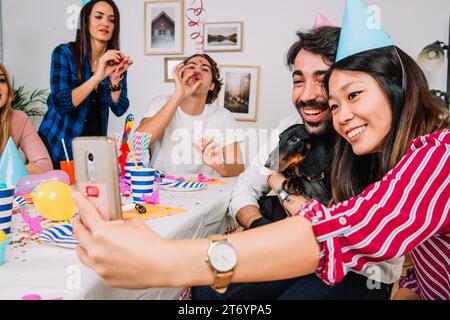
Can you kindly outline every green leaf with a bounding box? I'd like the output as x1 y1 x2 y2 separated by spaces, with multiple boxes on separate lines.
11 79 49 117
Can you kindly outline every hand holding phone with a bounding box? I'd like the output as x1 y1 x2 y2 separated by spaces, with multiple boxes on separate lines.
72 137 122 221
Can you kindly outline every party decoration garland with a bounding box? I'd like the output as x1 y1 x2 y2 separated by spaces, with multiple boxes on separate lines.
186 0 207 52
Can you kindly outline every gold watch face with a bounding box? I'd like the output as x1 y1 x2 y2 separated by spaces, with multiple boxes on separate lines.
209 242 237 272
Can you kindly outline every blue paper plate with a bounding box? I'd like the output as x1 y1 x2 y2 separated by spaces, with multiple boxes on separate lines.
159 180 207 192
13 196 26 209
39 224 78 249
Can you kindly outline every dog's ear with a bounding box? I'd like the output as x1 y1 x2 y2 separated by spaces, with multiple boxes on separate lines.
300 138 333 178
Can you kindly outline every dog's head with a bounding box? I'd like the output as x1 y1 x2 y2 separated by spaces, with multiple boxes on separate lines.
265 124 311 172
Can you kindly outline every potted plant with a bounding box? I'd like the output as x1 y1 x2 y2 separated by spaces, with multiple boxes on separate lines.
11 81 48 117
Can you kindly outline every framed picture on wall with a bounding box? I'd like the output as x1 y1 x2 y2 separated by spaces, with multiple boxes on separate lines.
144 0 184 55
218 65 260 122
203 22 243 52
164 56 187 82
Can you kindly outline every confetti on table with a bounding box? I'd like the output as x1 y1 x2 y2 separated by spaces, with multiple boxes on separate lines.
122 204 186 220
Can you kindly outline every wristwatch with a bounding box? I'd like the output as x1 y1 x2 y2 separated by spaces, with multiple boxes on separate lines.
205 234 238 294
277 186 292 205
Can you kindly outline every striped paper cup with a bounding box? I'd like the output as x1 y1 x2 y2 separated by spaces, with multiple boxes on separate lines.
124 162 143 180
130 167 156 203
0 187 16 235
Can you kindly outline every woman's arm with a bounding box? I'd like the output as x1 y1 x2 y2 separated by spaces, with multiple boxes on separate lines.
49 46 123 112
103 71 130 117
76 50 124 107
102 57 133 116
72 191 320 289
284 133 450 286
12 111 53 173
71 76 103 107
73 131 450 290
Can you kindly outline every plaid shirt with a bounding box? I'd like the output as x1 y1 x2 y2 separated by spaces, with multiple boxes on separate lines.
38 43 129 163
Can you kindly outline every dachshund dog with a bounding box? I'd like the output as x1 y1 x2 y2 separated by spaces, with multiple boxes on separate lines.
265 124 333 206
249 124 333 228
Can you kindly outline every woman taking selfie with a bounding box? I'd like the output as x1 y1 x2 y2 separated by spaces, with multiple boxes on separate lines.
38 0 133 168
72 0 449 300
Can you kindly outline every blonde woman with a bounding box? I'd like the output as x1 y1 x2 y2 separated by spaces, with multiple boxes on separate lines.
0 64 52 174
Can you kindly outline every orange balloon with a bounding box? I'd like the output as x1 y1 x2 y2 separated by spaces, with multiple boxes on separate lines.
33 182 76 221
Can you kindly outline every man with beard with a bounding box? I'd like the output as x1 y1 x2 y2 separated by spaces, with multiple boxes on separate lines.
191 26 392 300
229 27 337 230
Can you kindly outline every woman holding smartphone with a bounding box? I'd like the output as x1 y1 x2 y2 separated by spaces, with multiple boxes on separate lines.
38 0 133 169
72 1 449 300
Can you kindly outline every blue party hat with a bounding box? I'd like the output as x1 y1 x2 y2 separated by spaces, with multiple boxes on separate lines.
336 0 395 62
82 0 91 7
0 137 28 187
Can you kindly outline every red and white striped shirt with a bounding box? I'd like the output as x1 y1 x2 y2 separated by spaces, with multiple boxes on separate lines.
297 129 450 300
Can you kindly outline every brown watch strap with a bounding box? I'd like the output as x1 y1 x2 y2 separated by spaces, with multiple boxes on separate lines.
212 271 234 293
206 234 235 293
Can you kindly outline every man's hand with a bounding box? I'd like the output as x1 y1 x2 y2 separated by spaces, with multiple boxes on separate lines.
267 172 285 191
236 205 265 230
193 137 223 168
172 63 203 102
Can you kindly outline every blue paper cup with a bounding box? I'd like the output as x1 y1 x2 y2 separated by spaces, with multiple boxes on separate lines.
130 167 156 204
0 238 11 266
124 162 143 180
0 186 15 235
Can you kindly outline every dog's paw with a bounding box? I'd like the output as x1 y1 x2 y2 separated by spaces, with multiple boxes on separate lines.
282 178 303 195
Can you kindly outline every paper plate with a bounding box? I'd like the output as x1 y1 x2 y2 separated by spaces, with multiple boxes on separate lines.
159 180 207 192
156 178 177 186
39 224 78 249
13 196 27 209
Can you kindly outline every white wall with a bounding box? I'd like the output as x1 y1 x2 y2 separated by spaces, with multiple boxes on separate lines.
2 0 450 137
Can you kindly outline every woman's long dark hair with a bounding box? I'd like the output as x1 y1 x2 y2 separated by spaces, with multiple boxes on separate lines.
71 0 121 79
323 46 449 203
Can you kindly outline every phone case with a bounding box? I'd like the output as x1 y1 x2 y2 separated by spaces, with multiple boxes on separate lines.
72 137 122 220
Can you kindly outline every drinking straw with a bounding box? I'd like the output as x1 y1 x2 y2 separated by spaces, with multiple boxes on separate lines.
61 138 71 167
127 140 139 168
132 133 143 162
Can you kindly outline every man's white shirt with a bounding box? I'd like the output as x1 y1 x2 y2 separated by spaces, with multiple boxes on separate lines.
228 114 302 219
145 95 240 176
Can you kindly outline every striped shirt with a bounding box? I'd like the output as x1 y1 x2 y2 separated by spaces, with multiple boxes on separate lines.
296 129 450 300
38 43 129 164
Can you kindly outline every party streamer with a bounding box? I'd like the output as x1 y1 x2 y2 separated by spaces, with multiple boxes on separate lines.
186 0 207 52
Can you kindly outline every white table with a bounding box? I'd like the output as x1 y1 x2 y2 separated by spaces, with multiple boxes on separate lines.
0 177 238 300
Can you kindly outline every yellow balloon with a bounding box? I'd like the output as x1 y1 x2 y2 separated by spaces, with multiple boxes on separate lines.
33 181 76 221
0 230 7 242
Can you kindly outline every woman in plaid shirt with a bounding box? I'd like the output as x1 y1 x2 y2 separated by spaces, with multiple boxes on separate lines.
38 0 133 168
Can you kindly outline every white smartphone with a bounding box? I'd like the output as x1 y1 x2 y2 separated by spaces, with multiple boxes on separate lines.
72 136 122 220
